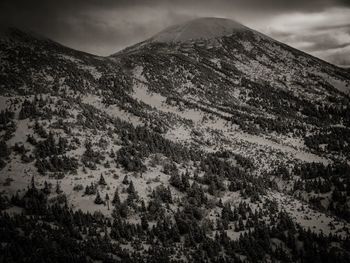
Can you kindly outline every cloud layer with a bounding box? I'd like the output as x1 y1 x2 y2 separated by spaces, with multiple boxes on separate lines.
0 0 349 66
262 8 350 67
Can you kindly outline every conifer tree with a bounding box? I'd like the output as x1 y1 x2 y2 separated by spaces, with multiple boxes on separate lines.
122 175 129 185
55 181 62 194
98 174 107 186
127 181 138 204
141 215 149 230
42 181 51 194
112 188 121 206
94 191 104 205
127 180 136 195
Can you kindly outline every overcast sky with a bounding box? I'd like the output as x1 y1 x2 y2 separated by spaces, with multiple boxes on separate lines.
1 0 350 67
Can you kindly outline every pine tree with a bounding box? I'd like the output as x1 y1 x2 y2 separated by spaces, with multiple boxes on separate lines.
122 175 129 185
112 188 121 206
55 181 62 194
140 199 146 212
234 222 239 232
42 181 51 194
141 215 149 230
127 180 136 195
238 217 245 231
127 181 138 204
119 201 128 218
169 173 182 189
94 191 104 205
208 181 217 196
98 174 107 186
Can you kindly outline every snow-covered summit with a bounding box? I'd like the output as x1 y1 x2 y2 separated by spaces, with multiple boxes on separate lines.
150 17 247 43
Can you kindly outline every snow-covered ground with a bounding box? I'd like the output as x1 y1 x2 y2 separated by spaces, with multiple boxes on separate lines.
271 191 349 237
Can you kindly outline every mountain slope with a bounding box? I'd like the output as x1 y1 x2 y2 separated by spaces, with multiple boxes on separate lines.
0 19 350 262
114 18 350 168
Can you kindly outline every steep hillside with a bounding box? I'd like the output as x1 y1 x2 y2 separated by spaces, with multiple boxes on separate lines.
0 19 350 262
114 18 350 220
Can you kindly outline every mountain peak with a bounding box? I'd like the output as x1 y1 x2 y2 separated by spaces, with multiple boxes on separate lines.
150 17 247 43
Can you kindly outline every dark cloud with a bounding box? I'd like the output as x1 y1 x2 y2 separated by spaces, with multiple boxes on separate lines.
0 0 349 66
296 35 350 53
265 8 350 66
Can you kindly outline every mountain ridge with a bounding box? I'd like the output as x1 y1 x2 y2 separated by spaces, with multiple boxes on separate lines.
113 18 350 82
149 17 247 43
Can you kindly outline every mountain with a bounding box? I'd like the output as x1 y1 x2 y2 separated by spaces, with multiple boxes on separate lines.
0 18 350 262
149 17 247 43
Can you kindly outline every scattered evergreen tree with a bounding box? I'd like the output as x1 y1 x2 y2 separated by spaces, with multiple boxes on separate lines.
98 174 107 186
94 191 104 205
122 174 129 185
112 188 121 206
55 181 62 194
